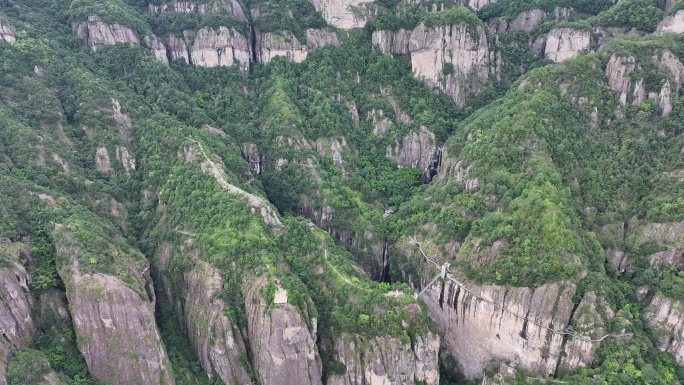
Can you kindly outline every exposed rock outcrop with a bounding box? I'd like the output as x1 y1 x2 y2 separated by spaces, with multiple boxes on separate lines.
314 137 347 165
188 27 250 70
54 237 174 385
544 28 591 62
605 54 636 105
310 0 376 29
327 332 440 385
372 29 411 54
386 126 440 180
559 292 613 369
423 278 576 379
459 0 497 11
145 35 169 64
244 276 322 385
410 22 492 107
306 28 340 49
645 294 684 364
184 261 253 385
72 15 139 52
0 256 34 385
148 0 247 21
256 31 307 64
256 29 339 64
241 142 263 175
116 146 135 178
636 221 684 269
658 10 684 33
491 9 546 34
0 18 16 44
95 147 111 173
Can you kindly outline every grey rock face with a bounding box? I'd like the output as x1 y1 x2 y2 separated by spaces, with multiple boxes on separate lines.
645 294 684 364
310 0 376 29
327 332 440 385
658 10 684 33
54 235 174 385
0 259 34 385
423 278 575 379
72 15 139 51
244 276 322 385
544 28 591 62
0 18 16 44
184 261 253 385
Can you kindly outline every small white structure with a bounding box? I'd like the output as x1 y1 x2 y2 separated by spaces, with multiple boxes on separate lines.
274 287 288 304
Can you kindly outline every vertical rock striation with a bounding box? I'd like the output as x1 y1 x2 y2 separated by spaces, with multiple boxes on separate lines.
72 15 139 51
327 332 440 385
544 28 591 62
244 276 322 385
0 259 34 385
423 278 576 379
183 261 253 385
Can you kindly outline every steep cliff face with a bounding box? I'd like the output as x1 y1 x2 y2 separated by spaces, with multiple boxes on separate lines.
0 18 15 44
423 278 576 379
385 126 441 180
54 237 174 385
374 21 493 107
72 15 139 52
371 29 411 54
635 221 684 269
645 294 684 365
490 9 546 34
145 35 169 64
544 28 591 62
244 276 322 385
459 0 497 11
256 31 308 64
327 332 440 385
604 50 684 116
0 255 34 385
658 10 684 33
183 261 253 385
559 292 614 370
180 27 251 70
148 0 247 21
310 0 376 29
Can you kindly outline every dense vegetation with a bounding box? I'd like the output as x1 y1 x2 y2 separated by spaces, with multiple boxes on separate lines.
1 0 684 384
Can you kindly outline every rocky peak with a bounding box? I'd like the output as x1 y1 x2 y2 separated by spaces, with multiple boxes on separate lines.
72 15 139 52
0 18 15 44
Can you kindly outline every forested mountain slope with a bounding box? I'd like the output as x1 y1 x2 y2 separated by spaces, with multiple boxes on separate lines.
1 0 684 384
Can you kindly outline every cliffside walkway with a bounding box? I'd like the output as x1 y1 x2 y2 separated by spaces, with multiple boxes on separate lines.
409 237 633 343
